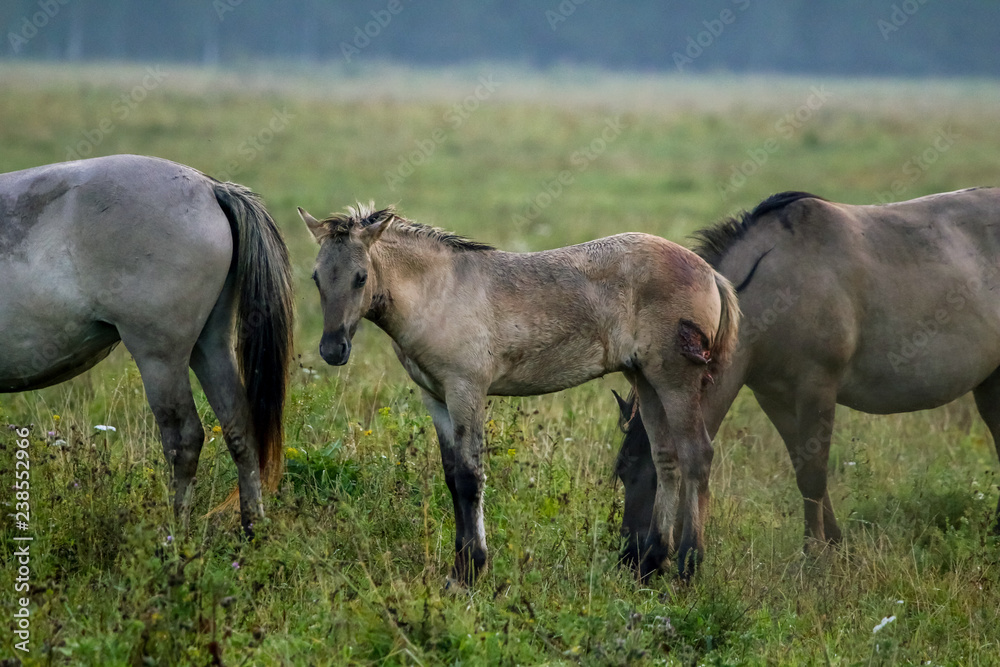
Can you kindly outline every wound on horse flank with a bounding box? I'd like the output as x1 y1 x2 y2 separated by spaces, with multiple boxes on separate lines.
677 319 711 365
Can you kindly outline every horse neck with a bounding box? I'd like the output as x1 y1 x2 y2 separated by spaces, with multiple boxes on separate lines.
367 236 458 336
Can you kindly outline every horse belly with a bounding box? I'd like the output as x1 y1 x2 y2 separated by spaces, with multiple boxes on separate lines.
488 344 609 396
839 326 1000 414
0 316 120 391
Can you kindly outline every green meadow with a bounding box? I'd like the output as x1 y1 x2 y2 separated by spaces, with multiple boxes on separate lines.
2 62 1000 665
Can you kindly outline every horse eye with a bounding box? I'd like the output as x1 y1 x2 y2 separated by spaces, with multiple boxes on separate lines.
354 272 367 289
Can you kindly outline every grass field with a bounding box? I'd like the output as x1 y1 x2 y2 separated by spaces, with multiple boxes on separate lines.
2 62 1000 665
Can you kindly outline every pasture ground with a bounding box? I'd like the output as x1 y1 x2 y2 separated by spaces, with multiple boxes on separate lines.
2 62 1000 665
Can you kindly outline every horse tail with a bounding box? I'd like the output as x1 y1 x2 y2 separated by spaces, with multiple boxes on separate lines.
211 181 294 511
710 271 741 369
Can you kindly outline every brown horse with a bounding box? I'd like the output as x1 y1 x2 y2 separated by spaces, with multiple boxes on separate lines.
299 203 739 582
615 188 1000 563
0 155 293 534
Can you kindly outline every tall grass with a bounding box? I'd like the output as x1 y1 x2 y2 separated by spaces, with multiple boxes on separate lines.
2 63 999 665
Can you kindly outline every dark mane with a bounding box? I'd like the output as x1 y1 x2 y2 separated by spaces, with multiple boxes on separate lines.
319 202 494 252
691 191 824 267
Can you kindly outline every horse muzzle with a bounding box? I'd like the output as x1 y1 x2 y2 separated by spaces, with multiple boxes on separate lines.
319 330 352 366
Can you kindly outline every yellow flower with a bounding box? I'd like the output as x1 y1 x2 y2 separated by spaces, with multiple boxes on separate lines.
286 447 300 458
507 448 516 458
52 415 61 422
364 429 373 436
377 406 390 417
212 425 222 435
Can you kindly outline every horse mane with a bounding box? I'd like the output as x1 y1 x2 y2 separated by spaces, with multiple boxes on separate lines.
691 191 825 267
318 202 494 252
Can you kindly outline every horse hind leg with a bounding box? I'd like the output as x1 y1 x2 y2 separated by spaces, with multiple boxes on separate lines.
128 348 205 530
632 366 711 581
190 290 263 536
971 367 1000 534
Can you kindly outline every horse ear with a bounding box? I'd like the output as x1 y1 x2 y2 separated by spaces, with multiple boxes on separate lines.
298 207 325 243
611 389 631 418
360 215 393 247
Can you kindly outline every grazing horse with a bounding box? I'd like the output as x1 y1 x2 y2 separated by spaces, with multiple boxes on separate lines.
0 155 293 534
615 188 1000 563
299 202 739 582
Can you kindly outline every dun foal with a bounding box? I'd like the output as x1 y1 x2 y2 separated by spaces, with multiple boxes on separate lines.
300 203 739 582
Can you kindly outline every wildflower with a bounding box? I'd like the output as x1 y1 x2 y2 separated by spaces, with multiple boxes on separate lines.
873 616 896 633
53 415 60 422
232 561 240 570
507 448 516 458
166 535 173 543
212 425 222 435
47 431 56 437
378 406 390 417
364 429 373 436
95 425 116 432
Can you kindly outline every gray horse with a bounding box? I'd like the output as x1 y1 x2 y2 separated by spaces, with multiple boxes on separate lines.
615 188 1000 564
299 202 739 582
0 155 293 534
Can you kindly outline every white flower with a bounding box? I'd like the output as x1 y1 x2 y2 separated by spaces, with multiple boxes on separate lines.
95 425 116 432
873 615 896 633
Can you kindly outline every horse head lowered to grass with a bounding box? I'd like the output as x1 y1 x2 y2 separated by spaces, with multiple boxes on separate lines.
615 188 1000 564
0 155 293 535
300 202 739 583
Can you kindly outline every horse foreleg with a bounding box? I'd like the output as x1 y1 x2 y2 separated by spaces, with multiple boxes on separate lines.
422 391 472 583
756 388 839 547
191 334 262 537
433 387 488 585
972 368 1000 534
132 353 205 532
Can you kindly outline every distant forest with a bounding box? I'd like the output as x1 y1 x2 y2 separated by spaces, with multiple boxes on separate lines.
2 0 997 77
